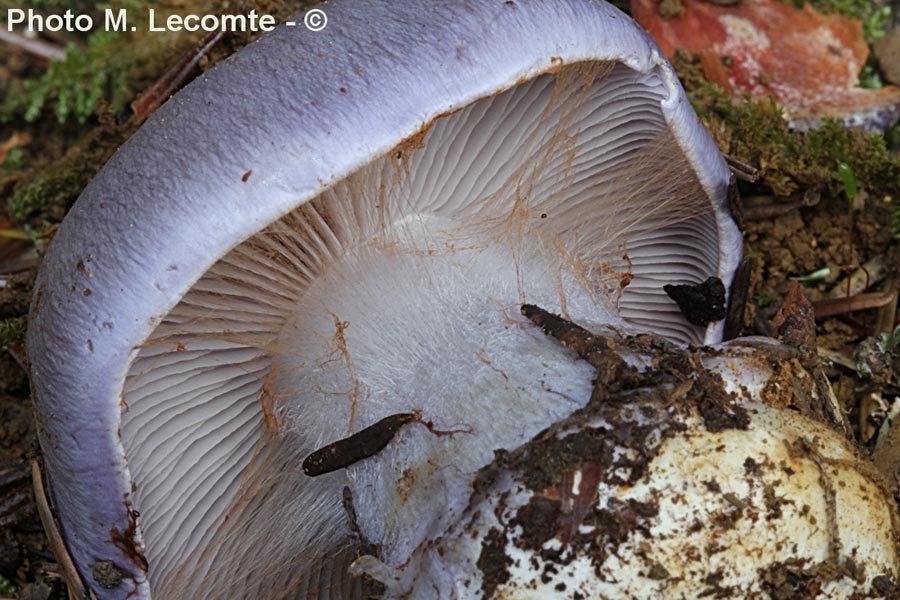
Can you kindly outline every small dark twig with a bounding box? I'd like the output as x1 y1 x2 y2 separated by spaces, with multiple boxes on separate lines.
521 304 632 389
742 189 820 221
32 459 88 600
723 258 751 341
0 30 65 61
725 155 759 182
131 30 226 120
813 292 895 320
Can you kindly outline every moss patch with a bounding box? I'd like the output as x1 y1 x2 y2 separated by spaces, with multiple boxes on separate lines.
675 51 900 199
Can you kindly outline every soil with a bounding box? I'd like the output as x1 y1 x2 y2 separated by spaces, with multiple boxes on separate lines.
0 396 63 600
1 1 900 598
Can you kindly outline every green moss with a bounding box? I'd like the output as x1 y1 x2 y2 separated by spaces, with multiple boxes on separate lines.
858 63 884 89
894 204 900 240
885 122 900 151
686 81 900 200
0 317 27 352
1 2 191 225
1 147 25 171
4 31 135 124
7 121 135 225
0 575 15 595
2 1 185 126
784 0 891 42
8 168 88 224
752 289 776 308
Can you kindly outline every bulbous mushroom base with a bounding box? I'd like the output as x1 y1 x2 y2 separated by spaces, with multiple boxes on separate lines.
350 314 900 599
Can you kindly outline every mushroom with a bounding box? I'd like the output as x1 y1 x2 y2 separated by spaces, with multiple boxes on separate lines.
27 1 743 598
355 307 899 598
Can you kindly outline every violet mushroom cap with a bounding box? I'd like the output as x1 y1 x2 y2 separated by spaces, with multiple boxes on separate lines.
27 1 741 598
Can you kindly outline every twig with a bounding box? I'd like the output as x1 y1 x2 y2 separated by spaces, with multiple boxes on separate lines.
742 189 820 221
131 30 226 120
31 459 87 600
876 275 898 333
0 30 65 61
825 256 884 299
812 292 895 320
725 155 759 182
723 257 750 341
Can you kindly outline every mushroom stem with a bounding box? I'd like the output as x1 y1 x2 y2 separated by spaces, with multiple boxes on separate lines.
352 308 900 599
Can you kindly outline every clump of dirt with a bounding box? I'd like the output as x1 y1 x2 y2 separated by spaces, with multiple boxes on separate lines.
673 42 900 488
477 528 512 598
0 396 63 599
757 557 895 600
473 305 754 590
744 194 894 311
470 305 900 598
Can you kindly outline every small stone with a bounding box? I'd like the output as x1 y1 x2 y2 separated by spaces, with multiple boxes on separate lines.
874 28 900 86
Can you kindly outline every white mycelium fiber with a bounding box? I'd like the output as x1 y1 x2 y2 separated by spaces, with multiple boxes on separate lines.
121 63 722 598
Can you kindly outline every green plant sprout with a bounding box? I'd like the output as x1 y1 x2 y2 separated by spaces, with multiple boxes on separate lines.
0 574 15 595
792 267 833 284
875 400 900 450
876 325 900 356
837 161 857 202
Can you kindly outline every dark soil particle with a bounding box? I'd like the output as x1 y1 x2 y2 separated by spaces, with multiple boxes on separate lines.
872 575 899 596
587 498 658 552
758 557 886 600
89 561 123 590
693 368 751 432
648 561 670 580
477 528 512 599
703 479 722 494
743 457 760 475
510 497 561 549
763 484 794 521
504 427 616 493
700 569 736 598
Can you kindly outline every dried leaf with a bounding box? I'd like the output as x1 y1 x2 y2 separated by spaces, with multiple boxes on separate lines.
633 0 900 128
